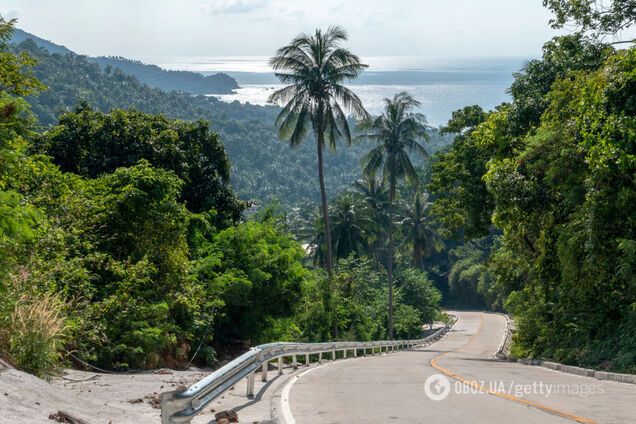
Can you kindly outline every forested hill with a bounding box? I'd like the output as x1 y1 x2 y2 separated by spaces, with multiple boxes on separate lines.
92 56 238 94
14 39 452 208
10 28 72 55
11 28 239 95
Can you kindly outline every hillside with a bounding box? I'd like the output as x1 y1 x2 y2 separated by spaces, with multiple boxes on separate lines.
10 28 72 55
11 28 239 95
92 56 238 94
16 39 450 208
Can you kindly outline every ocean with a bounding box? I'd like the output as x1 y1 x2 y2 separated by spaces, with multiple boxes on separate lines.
144 56 529 127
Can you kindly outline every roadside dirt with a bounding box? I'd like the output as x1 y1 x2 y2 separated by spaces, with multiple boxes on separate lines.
0 359 212 423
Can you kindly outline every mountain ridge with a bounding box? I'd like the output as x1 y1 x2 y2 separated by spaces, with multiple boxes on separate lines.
10 28 239 95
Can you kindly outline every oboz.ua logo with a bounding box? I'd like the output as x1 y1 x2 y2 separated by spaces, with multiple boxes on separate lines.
424 373 451 401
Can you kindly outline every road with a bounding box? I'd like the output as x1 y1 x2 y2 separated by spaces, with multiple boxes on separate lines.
284 311 636 424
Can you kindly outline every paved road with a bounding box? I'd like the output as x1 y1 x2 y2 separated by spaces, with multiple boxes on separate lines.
285 311 636 424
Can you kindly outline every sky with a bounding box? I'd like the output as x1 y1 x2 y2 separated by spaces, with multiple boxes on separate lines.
0 0 564 60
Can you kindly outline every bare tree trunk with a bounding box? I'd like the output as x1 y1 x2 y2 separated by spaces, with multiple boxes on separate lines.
413 243 422 268
317 134 333 277
387 182 395 339
316 132 337 338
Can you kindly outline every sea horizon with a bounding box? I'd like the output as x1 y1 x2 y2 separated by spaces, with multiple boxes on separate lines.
141 55 531 126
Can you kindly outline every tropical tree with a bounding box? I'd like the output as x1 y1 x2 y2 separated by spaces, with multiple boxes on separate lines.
269 26 368 276
352 174 389 267
352 174 389 228
358 91 430 338
310 194 375 264
400 192 443 268
543 0 636 38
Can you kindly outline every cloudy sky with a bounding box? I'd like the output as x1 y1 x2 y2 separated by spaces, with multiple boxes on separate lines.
1 0 563 59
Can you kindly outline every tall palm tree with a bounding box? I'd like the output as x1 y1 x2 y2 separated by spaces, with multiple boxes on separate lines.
358 91 430 338
269 26 368 277
400 191 443 268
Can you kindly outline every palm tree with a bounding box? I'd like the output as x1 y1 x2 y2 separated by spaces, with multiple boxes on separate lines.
400 192 443 268
358 91 430 338
352 175 389 266
269 26 368 277
310 194 375 264
352 174 389 226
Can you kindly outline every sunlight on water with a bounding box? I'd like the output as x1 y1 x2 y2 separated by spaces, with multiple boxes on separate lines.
214 82 511 127
145 55 524 127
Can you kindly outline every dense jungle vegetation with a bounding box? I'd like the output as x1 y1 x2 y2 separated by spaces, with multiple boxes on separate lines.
0 19 442 375
8 33 453 209
1 0 635 377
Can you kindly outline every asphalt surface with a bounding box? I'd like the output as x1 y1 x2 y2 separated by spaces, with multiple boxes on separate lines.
285 311 636 424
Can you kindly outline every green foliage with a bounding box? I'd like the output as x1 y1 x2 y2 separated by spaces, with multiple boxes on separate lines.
2 287 69 377
269 26 368 150
397 268 442 325
10 38 441 210
433 38 636 372
296 257 386 341
35 105 244 221
429 105 493 238
65 162 204 369
543 0 636 35
309 193 377 265
358 91 431 337
294 256 442 342
0 17 66 375
270 25 370 275
0 18 45 96
196 219 307 344
446 238 508 309
508 34 613 135
400 192 443 268
0 19 445 377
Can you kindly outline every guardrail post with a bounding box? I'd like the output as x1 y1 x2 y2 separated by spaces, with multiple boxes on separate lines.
261 361 268 382
331 350 336 360
305 353 309 366
292 355 297 369
318 352 322 363
278 357 283 375
354 348 357 358
246 372 255 397
343 349 347 359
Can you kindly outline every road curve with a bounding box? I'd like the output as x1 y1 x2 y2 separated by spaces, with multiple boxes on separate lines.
285 311 636 424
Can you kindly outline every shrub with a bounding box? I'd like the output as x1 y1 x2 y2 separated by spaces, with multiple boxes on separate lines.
4 290 68 376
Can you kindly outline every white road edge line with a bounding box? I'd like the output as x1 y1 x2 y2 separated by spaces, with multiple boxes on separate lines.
281 356 375 424
280 362 334 424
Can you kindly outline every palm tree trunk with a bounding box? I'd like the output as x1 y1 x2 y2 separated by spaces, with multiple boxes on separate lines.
316 133 333 277
413 243 422 268
387 182 395 339
316 131 338 339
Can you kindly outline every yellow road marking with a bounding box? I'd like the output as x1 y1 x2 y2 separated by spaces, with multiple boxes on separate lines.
430 315 598 424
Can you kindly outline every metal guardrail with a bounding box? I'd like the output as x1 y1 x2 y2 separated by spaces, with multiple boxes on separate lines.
161 318 456 423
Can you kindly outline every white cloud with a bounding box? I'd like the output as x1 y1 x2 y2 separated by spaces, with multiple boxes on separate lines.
202 0 267 15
